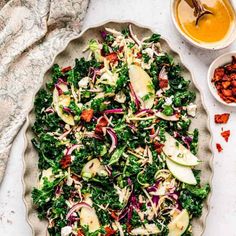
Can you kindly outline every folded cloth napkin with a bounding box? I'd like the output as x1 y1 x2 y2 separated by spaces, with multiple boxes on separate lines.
0 0 89 184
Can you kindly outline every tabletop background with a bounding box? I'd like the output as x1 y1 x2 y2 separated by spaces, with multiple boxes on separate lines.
1 0 236 235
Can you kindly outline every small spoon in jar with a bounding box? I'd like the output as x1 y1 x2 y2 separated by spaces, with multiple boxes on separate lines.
191 0 213 25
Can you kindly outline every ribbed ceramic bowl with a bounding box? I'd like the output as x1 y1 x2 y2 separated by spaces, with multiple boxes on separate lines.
208 51 236 106
170 0 236 50
23 21 213 236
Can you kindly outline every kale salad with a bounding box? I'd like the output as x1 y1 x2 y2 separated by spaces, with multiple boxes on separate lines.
31 26 210 236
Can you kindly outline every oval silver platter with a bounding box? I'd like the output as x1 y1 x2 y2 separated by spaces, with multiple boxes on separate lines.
23 21 213 236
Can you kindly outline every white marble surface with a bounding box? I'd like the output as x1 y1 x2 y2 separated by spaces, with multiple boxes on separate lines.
1 0 236 235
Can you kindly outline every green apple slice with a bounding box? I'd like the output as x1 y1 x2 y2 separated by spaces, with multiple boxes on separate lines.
80 197 100 233
163 132 199 166
168 209 189 236
166 158 197 185
81 158 107 180
53 83 75 126
156 112 179 121
130 224 160 235
129 65 155 109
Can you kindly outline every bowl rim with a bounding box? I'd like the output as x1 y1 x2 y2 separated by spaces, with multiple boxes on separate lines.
170 0 236 50
207 51 236 106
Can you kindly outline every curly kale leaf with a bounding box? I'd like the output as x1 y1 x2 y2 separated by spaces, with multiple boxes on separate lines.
32 177 64 219
75 57 101 78
173 91 196 107
81 225 105 236
67 57 101 87
155 53 174 66
91 98 106 112
190 129 199 155
179 183 210 217
144 33 161 43
32 133 64 170
34 89 52 117
121 28 130 38
47 64 63 89
116 64 129 91
32 89 62 134
167 65 190 93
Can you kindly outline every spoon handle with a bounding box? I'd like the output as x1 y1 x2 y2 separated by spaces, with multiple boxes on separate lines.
191 0 213 25
192 0 204 14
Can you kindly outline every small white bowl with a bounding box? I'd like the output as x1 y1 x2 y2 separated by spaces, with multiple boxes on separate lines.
170 0 236 50
207 51 236 106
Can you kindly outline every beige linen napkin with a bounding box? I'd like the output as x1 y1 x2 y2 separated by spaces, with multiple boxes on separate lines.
0 0 89 183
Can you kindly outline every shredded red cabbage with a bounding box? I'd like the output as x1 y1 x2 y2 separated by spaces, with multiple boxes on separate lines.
66 202 91 220
182 136 193 149
66 144 81 156
57 78 68 85
100 30 107 40
63 106 73 114
45 107 54 113
107 128 118 153
55 84 63 96
152 195 159 205
129 83 140 109
104 108 124 114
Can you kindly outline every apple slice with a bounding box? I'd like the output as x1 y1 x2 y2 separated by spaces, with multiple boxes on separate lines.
156 112 179 121
80 197 100 233
130 224 160 235
168 209 189 236
129 65 155 109
166 158 197 185
163 132 199 166
53 83 75 126
81 158 107 180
